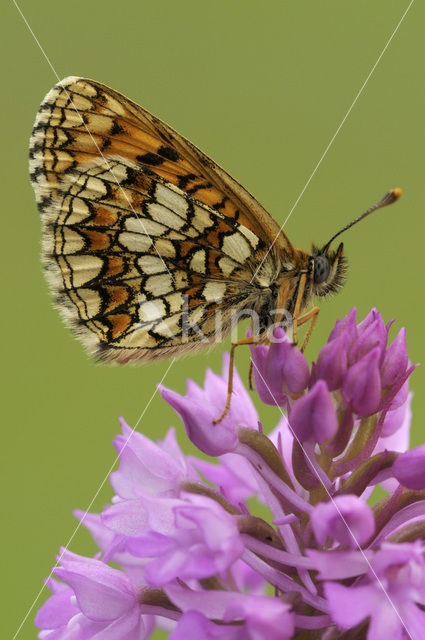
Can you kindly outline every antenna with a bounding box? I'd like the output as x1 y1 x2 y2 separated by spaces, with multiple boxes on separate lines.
322 188 402 254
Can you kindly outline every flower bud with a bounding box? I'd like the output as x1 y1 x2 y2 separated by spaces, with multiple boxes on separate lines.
250 329 310 405
250 342 287 406
315 332 348 391
289 380 338 443
280 342 310 395
348 312 387 366
393 445 425 490
342 347 382 417
356 308 379 335
381 327 408 388
160 354 257 456
160 383 238 456
327 308 357 347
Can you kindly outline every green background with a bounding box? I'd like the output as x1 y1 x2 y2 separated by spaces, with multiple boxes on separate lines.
3 1 424 638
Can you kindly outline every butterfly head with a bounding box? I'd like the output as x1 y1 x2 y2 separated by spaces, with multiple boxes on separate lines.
311 243 347 297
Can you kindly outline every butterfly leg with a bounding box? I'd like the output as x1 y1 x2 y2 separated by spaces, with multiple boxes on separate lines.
291 273 308 347
248 359 254 391
214 336 261 424
297 306 320 353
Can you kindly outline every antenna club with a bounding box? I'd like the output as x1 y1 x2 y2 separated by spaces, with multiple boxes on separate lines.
322 187 403 253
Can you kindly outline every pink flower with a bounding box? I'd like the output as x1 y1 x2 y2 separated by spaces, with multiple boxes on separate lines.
315 331 348 391
342 346 382 417
289 380 338 443
250 328 309 405
35 309 422 639
111 419 196 499
35 552 154 639
393 445 425 490
160 353 258 456
166 585 295 639
325 543 425 639
311 495 375 548
381 327 409 387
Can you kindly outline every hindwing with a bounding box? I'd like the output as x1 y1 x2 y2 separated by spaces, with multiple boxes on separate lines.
29 77 294 361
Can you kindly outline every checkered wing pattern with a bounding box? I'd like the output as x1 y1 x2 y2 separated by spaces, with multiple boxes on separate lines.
29 77 296 362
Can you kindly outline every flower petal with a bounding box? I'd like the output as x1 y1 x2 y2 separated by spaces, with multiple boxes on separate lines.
393 446 425 490
311 495 375 548
289 380 337 443
342 347 382 417
54 556 136 622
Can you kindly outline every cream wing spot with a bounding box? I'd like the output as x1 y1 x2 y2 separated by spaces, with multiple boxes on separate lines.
138 218 167 236
52 151 76 173
139 299 166 322
167 231 186 241
57 256 72 289
165 292 184 313
192 205 215 233
72 288 102 319
145 274 173 296
54 92 69 109
123 327 158 348
138 255 167 274
103 161 128 183
125 217 166 237
238 225 260 249
63 197 91 224
119 231 152 253
73 176 108 200
203 281 226 302
154 315 181 338
66 256 103 287
66 93 93 111
59 228 85 254
189 307 205 326
55 129 70 146
218 256 238 276
183 227 199 239
69 78 97 96
102 94 126 116
174 271 189 289
222 232 251 264
189 249 206 274
84 113 116 135
155 239 176 259
148 202 186 231
154 183 188 218
53 108 83 129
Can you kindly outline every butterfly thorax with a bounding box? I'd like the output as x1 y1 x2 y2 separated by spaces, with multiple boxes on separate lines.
244 247 314 336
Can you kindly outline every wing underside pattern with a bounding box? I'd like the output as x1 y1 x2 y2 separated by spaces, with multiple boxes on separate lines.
29 77 291 361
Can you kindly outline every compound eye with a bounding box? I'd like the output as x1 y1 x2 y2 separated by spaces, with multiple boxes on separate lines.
314 255 330 284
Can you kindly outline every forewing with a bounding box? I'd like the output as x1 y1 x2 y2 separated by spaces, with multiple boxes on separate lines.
30 76 294 251
29 77 287 361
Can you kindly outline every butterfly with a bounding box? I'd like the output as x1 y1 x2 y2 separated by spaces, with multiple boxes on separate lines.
29 77 400 418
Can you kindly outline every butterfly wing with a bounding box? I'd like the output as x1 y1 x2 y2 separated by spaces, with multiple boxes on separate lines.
29 77 295 362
